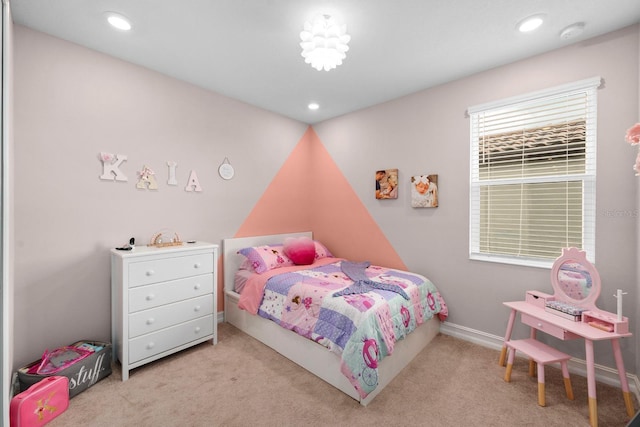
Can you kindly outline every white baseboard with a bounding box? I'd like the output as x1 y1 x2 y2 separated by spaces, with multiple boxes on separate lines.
440 321 640 402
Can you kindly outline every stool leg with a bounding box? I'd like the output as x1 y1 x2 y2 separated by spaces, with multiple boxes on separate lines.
504 348 514 382
529 359 536 377
560 361 574 400
537 363 546 406
504 363 513 382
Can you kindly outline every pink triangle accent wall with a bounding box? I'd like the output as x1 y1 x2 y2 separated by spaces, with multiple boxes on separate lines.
216 126 407 311
235 126 406 270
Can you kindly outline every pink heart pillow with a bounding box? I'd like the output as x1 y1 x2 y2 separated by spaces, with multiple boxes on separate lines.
283 236 316 265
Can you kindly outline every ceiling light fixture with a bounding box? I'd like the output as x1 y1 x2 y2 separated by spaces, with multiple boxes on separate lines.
308 102 320 110
517 14 545 33
300 15 350 71
105 12 132 31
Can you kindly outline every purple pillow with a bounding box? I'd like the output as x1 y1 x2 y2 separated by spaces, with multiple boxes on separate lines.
237 245 293 274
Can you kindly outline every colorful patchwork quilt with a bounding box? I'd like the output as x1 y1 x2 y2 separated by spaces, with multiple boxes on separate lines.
239 258 448 399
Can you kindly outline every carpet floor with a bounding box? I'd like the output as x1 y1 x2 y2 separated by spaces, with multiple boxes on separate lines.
47 322 637 426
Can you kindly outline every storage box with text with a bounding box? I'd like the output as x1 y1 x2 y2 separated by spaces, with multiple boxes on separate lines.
17 341 112 398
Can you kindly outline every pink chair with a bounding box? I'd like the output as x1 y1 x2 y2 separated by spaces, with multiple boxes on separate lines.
504 338 574 406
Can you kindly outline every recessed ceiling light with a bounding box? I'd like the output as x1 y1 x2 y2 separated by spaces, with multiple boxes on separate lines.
308 103 320 110
517 14 545 33
105 12 132 31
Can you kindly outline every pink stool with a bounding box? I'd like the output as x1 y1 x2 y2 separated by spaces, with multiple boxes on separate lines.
504 338 574 406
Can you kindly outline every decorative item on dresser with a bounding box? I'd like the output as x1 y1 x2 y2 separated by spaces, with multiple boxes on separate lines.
499 247 634 427
111 241 218 381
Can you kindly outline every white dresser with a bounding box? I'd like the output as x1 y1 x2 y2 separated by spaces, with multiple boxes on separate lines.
111 242 218 380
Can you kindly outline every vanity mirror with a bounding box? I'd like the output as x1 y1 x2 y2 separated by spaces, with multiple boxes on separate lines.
550 247 600 310
547 247 628 334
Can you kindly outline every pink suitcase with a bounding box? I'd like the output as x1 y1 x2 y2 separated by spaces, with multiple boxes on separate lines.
10 376 69 427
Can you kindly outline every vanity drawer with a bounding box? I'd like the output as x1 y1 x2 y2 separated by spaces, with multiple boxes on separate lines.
129 294 213 338
129 315 214 364
128 253 214 287
129 274 213 313
521 313 580 340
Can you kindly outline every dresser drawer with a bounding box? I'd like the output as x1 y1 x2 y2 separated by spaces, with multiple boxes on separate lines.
521 313 580 340
129 315 214 364
129 274 213 313
128 253 214 287
129 294 213 338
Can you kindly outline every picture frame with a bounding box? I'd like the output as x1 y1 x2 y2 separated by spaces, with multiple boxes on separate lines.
375 168 398 199
410 174 438 207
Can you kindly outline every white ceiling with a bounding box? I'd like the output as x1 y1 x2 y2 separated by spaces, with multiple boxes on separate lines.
11 0 640 124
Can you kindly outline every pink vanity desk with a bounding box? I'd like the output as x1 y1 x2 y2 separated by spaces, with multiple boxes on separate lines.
499 248 634 427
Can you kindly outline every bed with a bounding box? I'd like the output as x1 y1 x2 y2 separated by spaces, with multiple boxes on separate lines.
223 231 447 405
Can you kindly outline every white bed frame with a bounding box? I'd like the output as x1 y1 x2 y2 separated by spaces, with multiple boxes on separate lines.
223 232 441 405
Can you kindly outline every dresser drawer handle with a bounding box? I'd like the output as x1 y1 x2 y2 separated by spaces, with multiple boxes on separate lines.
193 263 202 269
146 270 155 276
194 305 201 312
146 318 155 325
146 294 155 301
194 283 201 290
194 327 201 333
146 342 155 350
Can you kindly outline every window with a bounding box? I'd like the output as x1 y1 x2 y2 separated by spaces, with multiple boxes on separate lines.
469 77 600 267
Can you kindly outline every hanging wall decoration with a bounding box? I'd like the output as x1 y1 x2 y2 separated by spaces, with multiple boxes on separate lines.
136 165 159 190
97 153 208 193
375 168 399 199
411 174 438 208
218 157 235 180
185 170 203 192
167 161 178 185
99 152 128 182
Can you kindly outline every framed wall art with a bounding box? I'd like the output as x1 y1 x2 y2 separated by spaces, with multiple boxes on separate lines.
411 174 438 207
375 168 398 199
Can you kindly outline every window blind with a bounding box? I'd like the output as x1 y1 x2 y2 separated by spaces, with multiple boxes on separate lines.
469 77 599 266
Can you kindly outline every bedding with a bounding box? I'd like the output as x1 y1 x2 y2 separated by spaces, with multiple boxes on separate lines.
237 240 333 273
236 257 448 399
234 269 253 294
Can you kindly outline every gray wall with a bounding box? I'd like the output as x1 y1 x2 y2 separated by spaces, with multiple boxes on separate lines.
12 22 639 379
12 25 308 368
315 25 639 371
